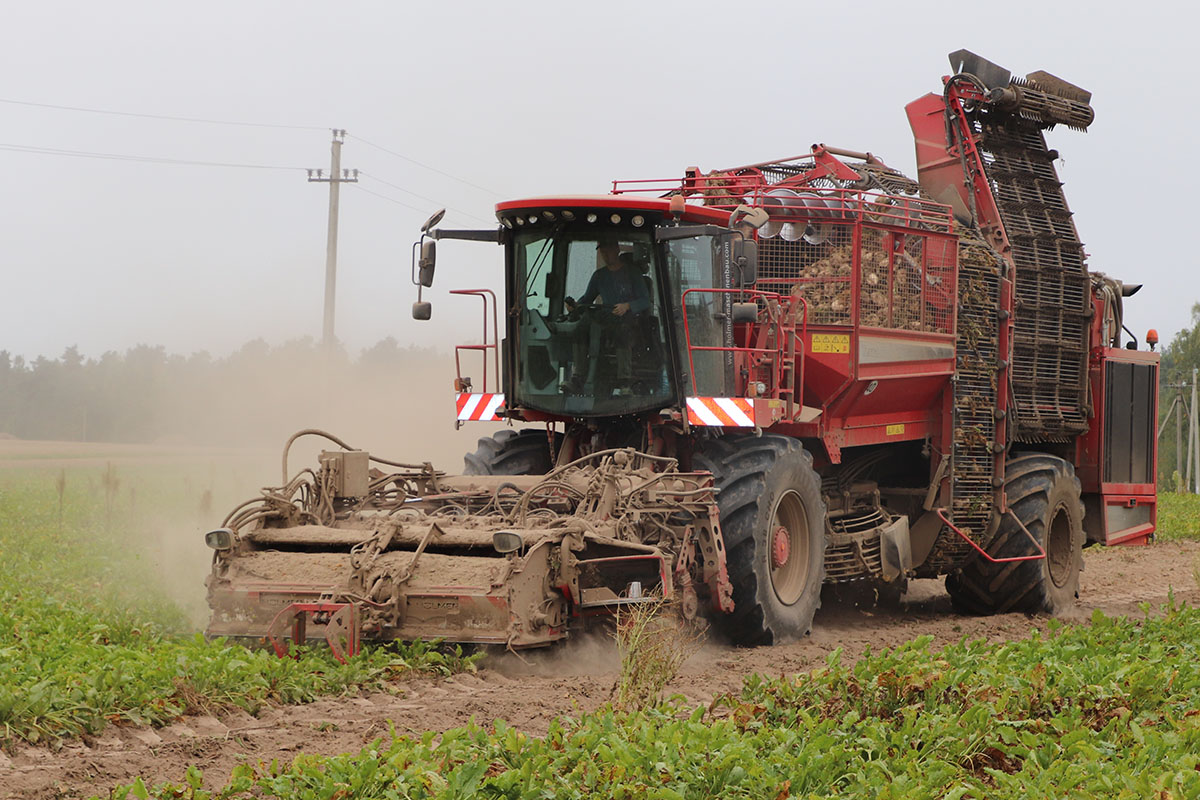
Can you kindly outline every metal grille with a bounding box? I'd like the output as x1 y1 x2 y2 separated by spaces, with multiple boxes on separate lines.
972 112 1091 439
857 228 957 334
920 238 1003 573
824 537 883 582
757 233 853 325
858 227 889 327
925 237 956 334
823 506 889 583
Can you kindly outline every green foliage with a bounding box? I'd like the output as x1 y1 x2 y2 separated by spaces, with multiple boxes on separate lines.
1156 492 1200 542
0 465 478 749
102 603 1200 799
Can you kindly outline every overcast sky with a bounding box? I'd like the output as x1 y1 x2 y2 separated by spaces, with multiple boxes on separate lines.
2 1 1190 361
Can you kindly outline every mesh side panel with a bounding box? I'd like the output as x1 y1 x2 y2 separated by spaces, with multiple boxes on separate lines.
919 239 1003 573
925 237 956 334
859 227 890 327
757 233 852 325
758 226 957 333
891 236 922 331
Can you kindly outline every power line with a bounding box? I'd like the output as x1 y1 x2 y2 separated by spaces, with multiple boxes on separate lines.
349 185 482 228
349 134 499 196
1 142 494 223
1 97 498 217
0 96 327 131
0 142 303 171
350 184 426 213
360 172 492 225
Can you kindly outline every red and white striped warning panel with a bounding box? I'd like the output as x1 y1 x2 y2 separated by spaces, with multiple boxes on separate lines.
685 397 755 427
456 393 505 421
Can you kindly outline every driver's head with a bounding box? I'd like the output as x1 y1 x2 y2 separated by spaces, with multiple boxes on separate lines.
596 239 621 269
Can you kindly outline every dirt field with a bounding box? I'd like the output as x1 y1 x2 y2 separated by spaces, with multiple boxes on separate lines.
4 538 1196 800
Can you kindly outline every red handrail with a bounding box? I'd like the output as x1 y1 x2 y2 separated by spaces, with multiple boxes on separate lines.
935 507 1046 564
450 289 500 393
610 180 953 234
679 288 807 412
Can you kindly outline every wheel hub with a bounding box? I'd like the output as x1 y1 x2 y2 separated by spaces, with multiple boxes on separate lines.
771 525 790 569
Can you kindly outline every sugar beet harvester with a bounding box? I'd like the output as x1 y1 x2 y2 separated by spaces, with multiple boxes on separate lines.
205 51 1158 657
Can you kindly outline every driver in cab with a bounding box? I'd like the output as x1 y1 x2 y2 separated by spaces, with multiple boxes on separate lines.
567 239 650 318
563 239 650 393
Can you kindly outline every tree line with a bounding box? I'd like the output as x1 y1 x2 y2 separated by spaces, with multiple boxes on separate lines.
3 308 1198 486
0 338 452 447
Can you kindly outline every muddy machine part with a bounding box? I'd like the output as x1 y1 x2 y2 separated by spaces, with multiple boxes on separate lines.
205 431 732 653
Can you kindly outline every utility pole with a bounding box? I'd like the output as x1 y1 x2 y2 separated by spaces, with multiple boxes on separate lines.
307 129 358 349
1178 386 1184 483
1194 367 1199 493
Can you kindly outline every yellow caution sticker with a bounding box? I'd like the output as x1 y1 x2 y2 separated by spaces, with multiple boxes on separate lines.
811 334 850 354
886 423 906 436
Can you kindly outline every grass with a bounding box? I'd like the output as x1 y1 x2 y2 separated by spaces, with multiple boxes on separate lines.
0 462 478 749
1155 492 1200 542
101 601 1200 799
612 600 701 712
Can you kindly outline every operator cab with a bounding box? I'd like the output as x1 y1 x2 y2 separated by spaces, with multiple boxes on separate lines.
414 196 753 423
515 224 671 415
502 199 739 419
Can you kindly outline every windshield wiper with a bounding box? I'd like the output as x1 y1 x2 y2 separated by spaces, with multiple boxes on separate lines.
523 226 562 298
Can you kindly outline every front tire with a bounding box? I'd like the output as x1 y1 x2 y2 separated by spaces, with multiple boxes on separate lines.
946 453 1084 615
463 429 556 475
694 435 826 645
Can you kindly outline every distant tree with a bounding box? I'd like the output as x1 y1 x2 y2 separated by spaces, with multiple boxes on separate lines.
1158 303 1200 484
0 337 449 445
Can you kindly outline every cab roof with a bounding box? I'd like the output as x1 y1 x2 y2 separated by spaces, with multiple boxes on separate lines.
494 195 731 226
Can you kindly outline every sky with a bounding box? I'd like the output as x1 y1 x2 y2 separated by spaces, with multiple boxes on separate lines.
2 0 1192 362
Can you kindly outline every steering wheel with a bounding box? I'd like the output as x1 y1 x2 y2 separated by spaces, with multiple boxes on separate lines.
562 302 614 323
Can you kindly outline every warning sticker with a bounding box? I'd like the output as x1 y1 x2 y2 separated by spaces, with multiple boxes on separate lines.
886 423 906 436
811 334 850 354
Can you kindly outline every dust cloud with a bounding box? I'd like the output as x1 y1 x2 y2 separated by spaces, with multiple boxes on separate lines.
154 345 502 468
2 344 507 629
146 347 503 622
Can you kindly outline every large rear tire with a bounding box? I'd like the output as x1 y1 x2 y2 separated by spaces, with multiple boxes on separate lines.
693 434 826 646
946 453 1084 615
463 429 556 476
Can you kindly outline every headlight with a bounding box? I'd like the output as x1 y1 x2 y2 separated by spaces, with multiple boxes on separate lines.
492 531 524 554
205 528 235 550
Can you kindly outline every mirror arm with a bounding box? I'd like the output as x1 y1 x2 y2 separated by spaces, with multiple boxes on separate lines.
433 228 505 243
655 224 727 242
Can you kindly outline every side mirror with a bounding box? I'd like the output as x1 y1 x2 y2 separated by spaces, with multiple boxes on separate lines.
733 237 757 285
418 240 437 287
732 302 758 323
412 301 432 320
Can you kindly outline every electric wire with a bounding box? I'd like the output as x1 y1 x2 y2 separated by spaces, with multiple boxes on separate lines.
0 143 486 225
0 96 328 131
1 99 496 225
349 184 488 228
0 142 302 171
350 184 426 213
360 173 493 225
349 134 499 195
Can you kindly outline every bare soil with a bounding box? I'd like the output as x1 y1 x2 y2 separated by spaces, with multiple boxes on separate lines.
4 541 1197 800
